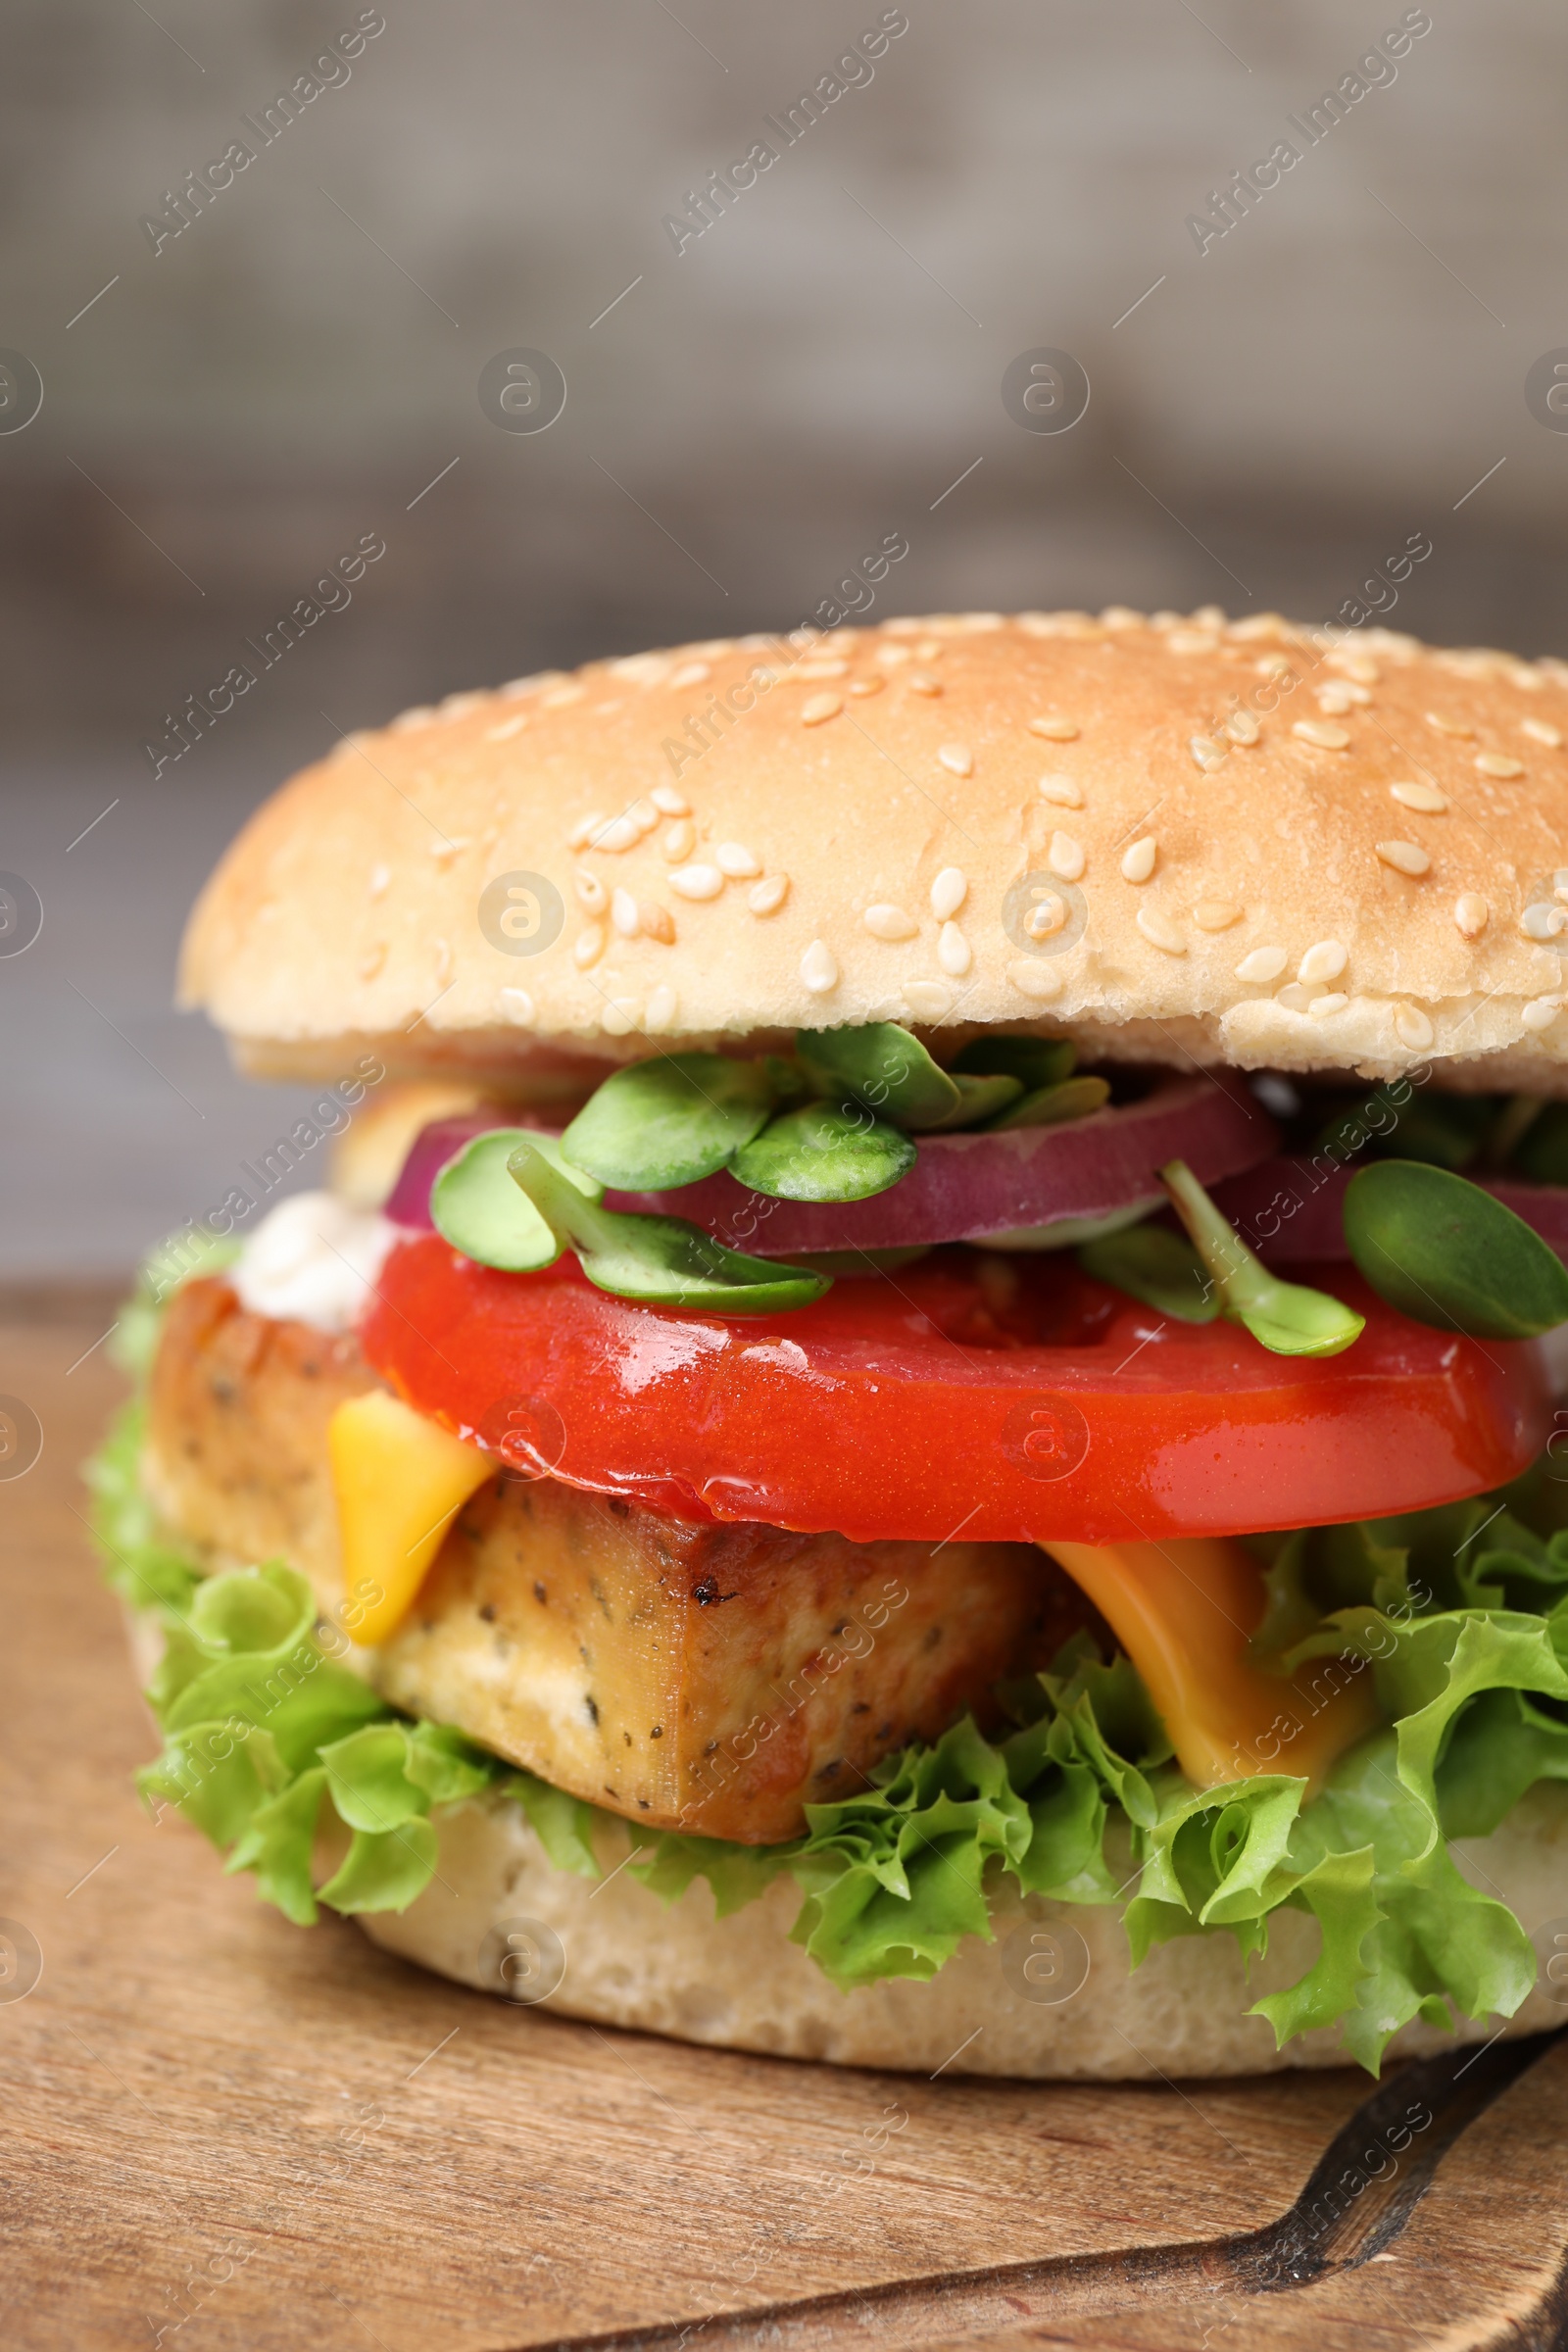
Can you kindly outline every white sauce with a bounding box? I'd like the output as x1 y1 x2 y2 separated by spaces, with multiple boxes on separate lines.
232 1191 397 1333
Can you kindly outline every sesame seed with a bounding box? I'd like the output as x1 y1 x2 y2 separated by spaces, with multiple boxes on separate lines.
1120 836 1157 884
802 693 844 725
589 813 641 853
368 864 390 899
611 888 639 938
864 903 919 942
541 683 586 709
801 940 839 994
938 743 974 778
358 943 386 980
390 706 436 732
485 713 527 744
1523 999 1563 1034
332 730 374 760
1476 751 1526 779
1391 781 1448 813
609 654 672 686
930 866 967 920
1375 840 1431 878
1393 1004 1434 1050
1297 939 1348 985
915 641 944 661
438 691 486 720
668 864 724 901
1048 832 1085 882
1521 903 1568 942
1522 716 1563 748
715 843 760 878
1028 716 1080 741
1316 682 1367 714
1190 735 1227 771
1308 994 1348 1018
500 986 535 1026
1276 984 1312 1013
1006 960 1062 999
1236 946 1288 982
660 818 696 863
937 923 971 976
1292 719 1351 751
875 644 911 666
573 869 608 915
639 901 675 945
1254 654 1295 678
1454 894 1490 940
427 836 471 866
1136 906 1185 955
796 658 850 678
1025 893 1068 940
1193 605 1226 629
432 940 453 985
902 979 954 1020
568 812 606 852
573 923 606 969
1100 606 1145 629
1193 901 1243 932
1223 709 1261 746
628 798 660 833
906 674 943 697
602 998 640 1036
1425 712 1473 738
748 874 789 916
651 783 689 816
849 675 885 697
1166 629 1219 656
1038 774 1084 808
645 983 678 1033
1328 655 1380 685
668 662 710 688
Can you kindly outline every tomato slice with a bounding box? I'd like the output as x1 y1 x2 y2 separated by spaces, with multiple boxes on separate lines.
362 1234 1550 1545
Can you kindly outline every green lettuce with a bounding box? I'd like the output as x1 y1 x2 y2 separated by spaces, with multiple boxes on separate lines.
92 1255 1568 2068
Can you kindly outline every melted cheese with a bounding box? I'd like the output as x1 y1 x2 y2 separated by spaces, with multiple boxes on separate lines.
1039 1537 1376 1789
328 1392 493 1646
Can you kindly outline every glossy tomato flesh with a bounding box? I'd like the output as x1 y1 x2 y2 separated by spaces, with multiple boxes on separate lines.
362 1234 1550 1544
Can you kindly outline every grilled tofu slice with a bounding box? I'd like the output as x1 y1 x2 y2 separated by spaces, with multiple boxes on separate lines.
144 1279 1096 1840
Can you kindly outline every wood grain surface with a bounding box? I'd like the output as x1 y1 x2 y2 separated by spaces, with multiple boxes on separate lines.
4 1309 1568 2352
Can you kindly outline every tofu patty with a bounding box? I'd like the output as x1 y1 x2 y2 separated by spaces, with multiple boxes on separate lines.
143 1278 1098 1840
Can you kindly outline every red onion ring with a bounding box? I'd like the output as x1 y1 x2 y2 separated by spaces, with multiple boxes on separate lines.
1213 1156 1568 1266
385 1076 1274 1256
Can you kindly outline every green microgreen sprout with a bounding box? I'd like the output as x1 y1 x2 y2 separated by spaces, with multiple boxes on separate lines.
430 1129 602 1272
795 1021 961 1130
1078 1222 1221 1323
505 1139 828 1314
987 1074 1111 1131
561 1052 777 1191
729 1101 916 1202
1343 1158 1568 1341
1160 1158 1365 1357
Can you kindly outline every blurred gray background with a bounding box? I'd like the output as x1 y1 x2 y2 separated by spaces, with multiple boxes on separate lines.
5 0 1567 1278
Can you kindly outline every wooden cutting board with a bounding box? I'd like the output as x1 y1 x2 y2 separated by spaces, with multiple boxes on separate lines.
5 1298 1568 2352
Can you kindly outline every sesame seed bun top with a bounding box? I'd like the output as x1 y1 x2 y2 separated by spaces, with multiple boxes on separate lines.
178 609 1568 1092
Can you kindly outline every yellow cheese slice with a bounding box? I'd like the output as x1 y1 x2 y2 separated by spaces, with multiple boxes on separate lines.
328 1392 494 1647
1039 1537 1377 1790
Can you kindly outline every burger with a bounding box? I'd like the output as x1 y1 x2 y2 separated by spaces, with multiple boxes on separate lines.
93 606 1568 2081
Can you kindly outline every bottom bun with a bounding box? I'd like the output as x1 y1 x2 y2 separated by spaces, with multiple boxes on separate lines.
360 1783 1568 2080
